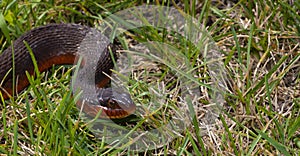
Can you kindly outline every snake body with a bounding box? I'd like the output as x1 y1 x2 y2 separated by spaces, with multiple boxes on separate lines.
0 23 135 119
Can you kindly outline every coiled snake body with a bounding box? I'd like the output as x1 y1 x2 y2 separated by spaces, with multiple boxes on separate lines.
0 23 135 119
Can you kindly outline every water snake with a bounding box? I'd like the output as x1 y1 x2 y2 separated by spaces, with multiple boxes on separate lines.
0 23 136 119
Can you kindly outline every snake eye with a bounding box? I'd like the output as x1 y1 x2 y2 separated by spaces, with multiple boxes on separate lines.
106 98 122 109
107 99 116 105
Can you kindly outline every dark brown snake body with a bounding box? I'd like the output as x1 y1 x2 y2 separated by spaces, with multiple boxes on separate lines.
0 23 135 119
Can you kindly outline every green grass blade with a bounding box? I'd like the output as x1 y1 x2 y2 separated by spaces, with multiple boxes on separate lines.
258 130 291 156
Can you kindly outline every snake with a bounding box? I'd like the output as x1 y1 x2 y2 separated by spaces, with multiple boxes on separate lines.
0 23 136 119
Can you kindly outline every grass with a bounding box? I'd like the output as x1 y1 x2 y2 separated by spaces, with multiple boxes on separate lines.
0 0 299 155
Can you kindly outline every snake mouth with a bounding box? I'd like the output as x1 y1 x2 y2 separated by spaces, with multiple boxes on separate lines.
74 87 135 119
76 97 136 119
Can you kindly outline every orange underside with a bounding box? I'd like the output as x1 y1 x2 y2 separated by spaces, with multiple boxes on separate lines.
1 54 77 99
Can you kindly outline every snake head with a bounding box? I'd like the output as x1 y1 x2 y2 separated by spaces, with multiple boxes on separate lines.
77 88 135 119
97 88 136 115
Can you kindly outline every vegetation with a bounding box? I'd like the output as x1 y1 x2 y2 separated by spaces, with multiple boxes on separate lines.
0 0 299 155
